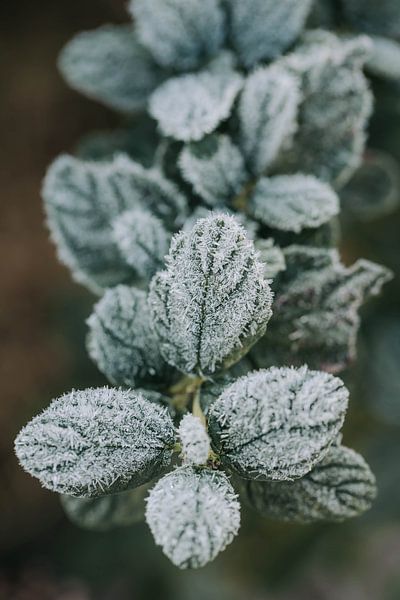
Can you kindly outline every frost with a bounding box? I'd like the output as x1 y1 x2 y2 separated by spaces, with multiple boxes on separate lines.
178 415 210 466
248 174 339 233
240 445 376 522
112 209 171 279
130 0 226 71
341 0 400 39
367 37 400 81
61 484 151 531
227 0 312 68
179 135 247 207
14 388 176 498
238 66 300 176
87 286 171 388
146 467 240 568
149 213 273 376
208 366 348 481
253 246 393 373
149 68 243 142
58 25 163 113
254 239 286 280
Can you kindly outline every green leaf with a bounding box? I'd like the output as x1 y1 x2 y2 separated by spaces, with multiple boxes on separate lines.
146 467 240 568
208 366 349 481
239 445 376 522
149 213 273 376
15 388 176 498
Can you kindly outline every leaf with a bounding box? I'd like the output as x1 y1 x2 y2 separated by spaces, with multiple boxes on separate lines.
60 484 151 531
239 445 376 522
208 366 349 481
112 209 171 279
58 25 163 112
238 65 300 177
178 415 210 466
226 0 313 68
252 245 393 373
149 67 243 142
146 467 240 568
342 0 400 39
254 239 286 280
87 285 171 388
248 174 339 233
367 36 400 81
149 213 273 376
179 135 248 207
130 0 226 71
199 359 253 415
282 31 373 187
14 387 176 498
43 154 187 293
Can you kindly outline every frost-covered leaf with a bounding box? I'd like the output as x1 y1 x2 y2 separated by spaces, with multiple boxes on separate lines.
149 213 273 376
113 209 171 279
254 239 286 280
209 366 348 481
15 388 176 498
130 0 225 71
199 359 253 415
146 467 240 568
238 66 300 176
227 0 312 68
282 32 373 187
179 135 247 206
341 150 400 221
239 445 376 522
58 26 163 112
149 67 243 142
184 207 259 240
367 36 400 81
248 175 339 233
341 0 400 39
178 415 210 466
87 285 171 388
252 246 393 373
43 154 187 292
60 484 151 531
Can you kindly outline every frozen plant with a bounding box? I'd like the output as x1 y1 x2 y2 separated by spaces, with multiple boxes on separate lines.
15 1 394 569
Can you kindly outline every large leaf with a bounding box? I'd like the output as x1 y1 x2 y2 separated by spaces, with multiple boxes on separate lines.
15 388 176 497
149 213 273 375
146 467 240 568
208 366 349 481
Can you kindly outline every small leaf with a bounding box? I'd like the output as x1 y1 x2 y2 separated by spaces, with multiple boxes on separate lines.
87 285 171 388
58 25 163 112
367 36 400 81
227 0 313 68
178 415 210 466
248 174 339 233
342 0 400 39
15 387 176 497
179 135 248 207
149 67 243 142
252 245 393 373
112 209 171 279
238 65 300 176
208 366 349 481
149 213 273 375
146 467 240 568
239 445 376 522
130 0 226 71
254 239 286 280
60 484 151 531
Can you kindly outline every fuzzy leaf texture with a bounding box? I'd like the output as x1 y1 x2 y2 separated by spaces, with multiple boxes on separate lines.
238 65 300 177
43 154 187 293
149 213 273 376
58 25 163 112
240 445 376 523
248 174 339 233
226 0 313 68
87 286 171 388
146 467 240 568
130 0 226 71
179 135 247 207
341 0 400 39
60 484 151 531
253 246 393 373
178 415 210 466
208 366 348 481
14 388 176 498
283 31 373 187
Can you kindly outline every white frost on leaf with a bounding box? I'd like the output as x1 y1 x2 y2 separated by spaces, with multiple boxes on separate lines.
178 414 210 466
254 239 286 280
146 467 240 568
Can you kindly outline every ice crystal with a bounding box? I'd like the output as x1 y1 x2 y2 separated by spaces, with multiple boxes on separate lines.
178 415 210 466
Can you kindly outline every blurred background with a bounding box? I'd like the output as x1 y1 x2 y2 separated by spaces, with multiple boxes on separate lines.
1 1 399 598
